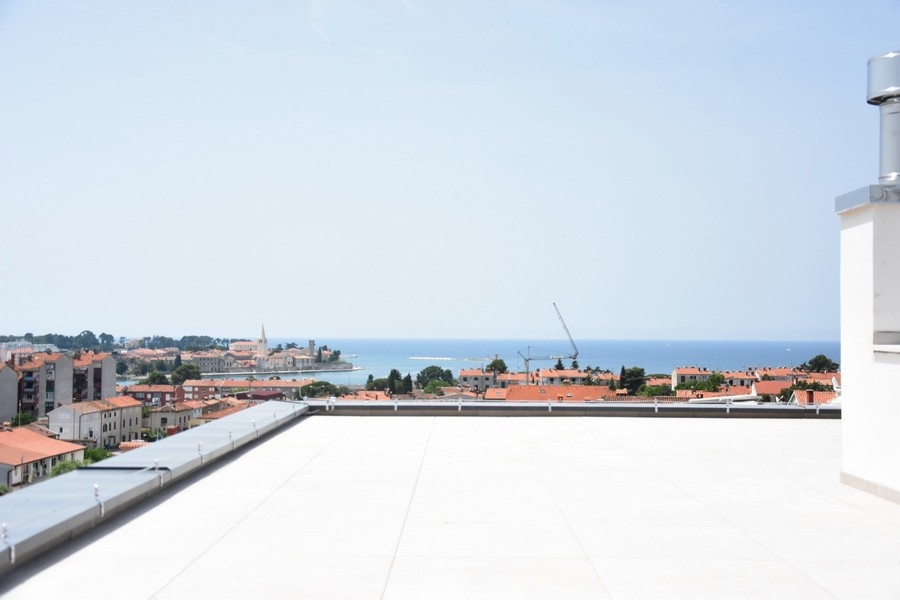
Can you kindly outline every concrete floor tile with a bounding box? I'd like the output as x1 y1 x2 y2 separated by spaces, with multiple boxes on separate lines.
591 557 838 600
384 556 612 600
786 559 900 600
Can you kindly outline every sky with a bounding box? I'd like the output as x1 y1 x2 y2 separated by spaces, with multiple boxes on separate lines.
0 1 897 342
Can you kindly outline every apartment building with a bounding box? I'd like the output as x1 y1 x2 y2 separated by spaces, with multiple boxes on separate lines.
188 351 227 373
721 370 757 388
533 368 589 385
0 364 18 423
17 353 74 418
48 396 142 448
120 384 179 407
72 352 116 403
181 379 312 401
458 369 494 391
670 366 713 390
146 403 199 434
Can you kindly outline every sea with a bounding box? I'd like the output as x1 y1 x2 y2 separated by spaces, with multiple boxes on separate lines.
268 338 841 387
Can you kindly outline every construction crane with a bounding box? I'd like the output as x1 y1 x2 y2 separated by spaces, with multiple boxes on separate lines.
518 302 579 382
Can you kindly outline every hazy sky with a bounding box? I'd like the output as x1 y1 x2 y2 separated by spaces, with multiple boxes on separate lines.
1 1 896 341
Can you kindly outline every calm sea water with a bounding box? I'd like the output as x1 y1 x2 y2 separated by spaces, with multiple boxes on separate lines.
270 339 841 386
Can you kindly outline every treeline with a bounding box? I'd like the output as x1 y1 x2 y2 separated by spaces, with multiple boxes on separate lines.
136 335 233 351
0 331 118 350
0 332 235 352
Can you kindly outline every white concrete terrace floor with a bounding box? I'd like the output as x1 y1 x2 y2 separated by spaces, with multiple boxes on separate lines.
3 416 900 599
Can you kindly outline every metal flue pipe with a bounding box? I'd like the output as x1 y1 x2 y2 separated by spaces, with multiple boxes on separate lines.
868 51 900 186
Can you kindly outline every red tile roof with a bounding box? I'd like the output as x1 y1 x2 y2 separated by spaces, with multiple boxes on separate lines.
16 353 67 370
497 373 526 382
505 385 608 402
57 396 142 415
754 367 800 378
536 369 583 378
73 351 111 367
458 369 486 377
122 385 178 393
725 369 754 376
182 379 314 389
799 372 840 386
792 390 839 405
483 388 508 400
672 367 712 375
0 428 85 465
198 405 251 420
753 380 790 395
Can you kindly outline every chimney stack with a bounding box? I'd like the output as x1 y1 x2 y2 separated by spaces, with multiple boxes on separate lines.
868 51 900 186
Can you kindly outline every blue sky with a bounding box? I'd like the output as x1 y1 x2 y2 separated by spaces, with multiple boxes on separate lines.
0 1 896 341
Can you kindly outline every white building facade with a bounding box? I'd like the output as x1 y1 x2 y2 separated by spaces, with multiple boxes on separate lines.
837 50 900 504
48 396 142 448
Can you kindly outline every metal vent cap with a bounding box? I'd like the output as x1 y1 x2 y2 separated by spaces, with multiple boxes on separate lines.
867 51 900 105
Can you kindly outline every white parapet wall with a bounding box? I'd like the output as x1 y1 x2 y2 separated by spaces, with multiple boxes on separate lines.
838 192 900 504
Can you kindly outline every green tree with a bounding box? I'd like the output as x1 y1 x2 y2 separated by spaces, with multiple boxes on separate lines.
171 364 201 385
116 360 129 376
98 332 115 349
675 372 725 393
640 384 673 396
173 354 182 368
620 367 646 395
416 366 454 388
571 359 579 370
424 380 451 394
142 371 170 385
11 412 37 426
799 354 839 372
74 330 99 349
145 335 177 350
555 358 565 370
84 447 111 463
705 373 725 392
368 378 389 391
387 369 403 394
402 373 413 393
51 460 83 477
301 381 339 398
486 358 508 375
